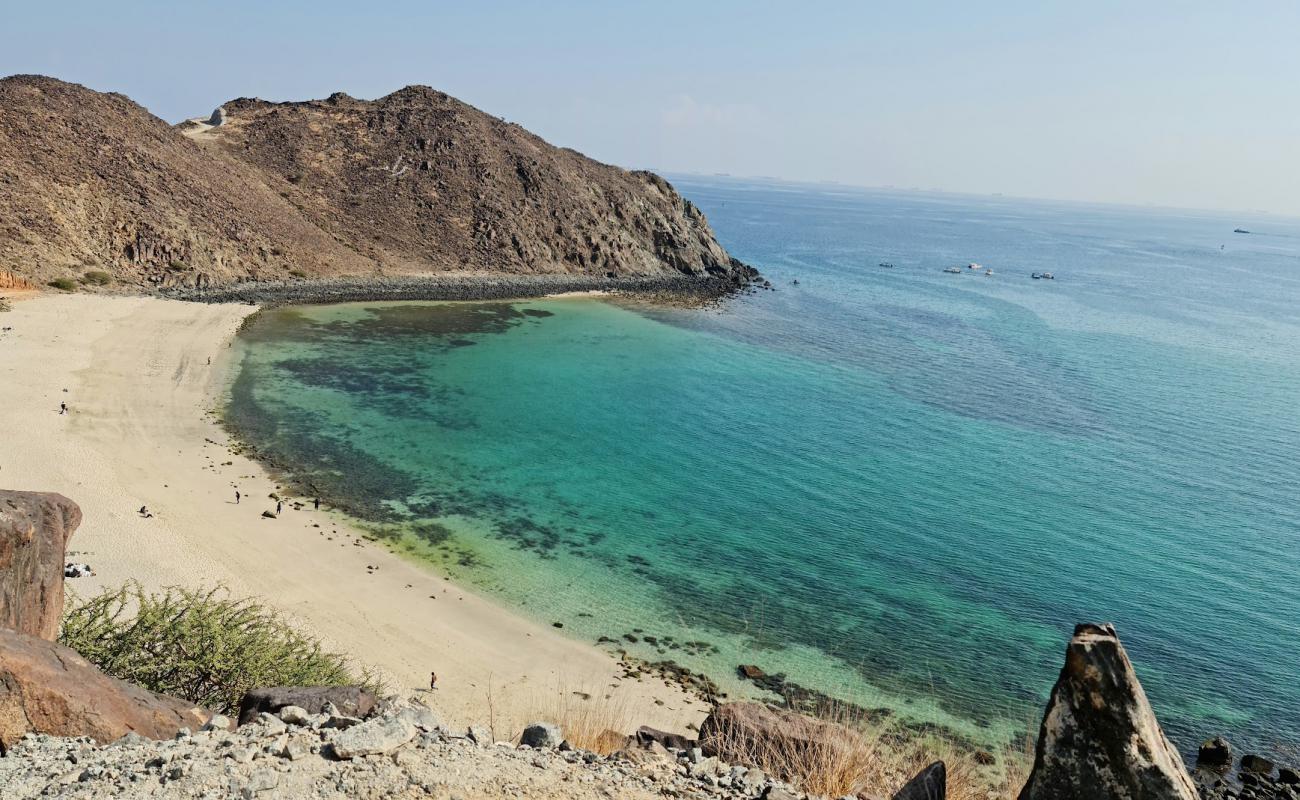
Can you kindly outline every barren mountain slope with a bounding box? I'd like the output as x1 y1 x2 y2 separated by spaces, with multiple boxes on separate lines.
0 76 750 290
196 86 745 279
0 75 373 288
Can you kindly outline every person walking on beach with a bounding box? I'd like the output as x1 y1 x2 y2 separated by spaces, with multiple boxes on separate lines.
276 500 283 515
235 490 241 504
313 497 320 510
429 672 438 690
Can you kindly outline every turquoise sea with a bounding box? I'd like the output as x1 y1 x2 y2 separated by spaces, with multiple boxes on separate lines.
227 178 1300 757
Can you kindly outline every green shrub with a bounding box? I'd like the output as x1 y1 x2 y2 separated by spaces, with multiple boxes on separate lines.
47 277 78 291
288 269 308 279
81 270 113 286
61 582 380 714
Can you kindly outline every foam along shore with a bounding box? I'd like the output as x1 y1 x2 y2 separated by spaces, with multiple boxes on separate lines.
0 291 710 733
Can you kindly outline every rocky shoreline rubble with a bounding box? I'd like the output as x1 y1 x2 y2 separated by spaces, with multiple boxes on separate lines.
0 695 817 800
163 269 768 308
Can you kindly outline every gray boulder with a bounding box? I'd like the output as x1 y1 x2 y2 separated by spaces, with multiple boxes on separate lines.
520 721 563 749
207 107 226 126
329 716 416 759
1018 623 1197 800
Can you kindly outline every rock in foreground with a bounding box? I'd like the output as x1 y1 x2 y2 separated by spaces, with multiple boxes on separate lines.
0 628 214 753
0 697 810 799
1018 622 1197 800
0 490 82 640
237 685 376 726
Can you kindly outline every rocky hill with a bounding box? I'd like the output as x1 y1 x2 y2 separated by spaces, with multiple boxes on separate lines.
0 76 751 292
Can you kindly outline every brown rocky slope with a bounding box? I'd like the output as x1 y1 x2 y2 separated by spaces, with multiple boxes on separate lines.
0 75 752 292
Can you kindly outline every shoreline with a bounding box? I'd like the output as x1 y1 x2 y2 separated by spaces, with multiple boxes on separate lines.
0 292 712 734
163 271 766 308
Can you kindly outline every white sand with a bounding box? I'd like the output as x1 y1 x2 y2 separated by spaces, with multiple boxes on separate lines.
0 292 709 733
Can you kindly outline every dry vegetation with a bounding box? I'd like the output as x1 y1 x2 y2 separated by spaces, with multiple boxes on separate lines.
60 582 379 714
702 701 1031 799
513 684 638 755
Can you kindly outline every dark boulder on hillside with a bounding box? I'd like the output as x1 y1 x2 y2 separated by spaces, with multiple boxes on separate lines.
0 490 82 640
0 627 214 752
237 685 377 726
635 724 694 752
1197 737 1234 771
1018 623 1197 800
891 761 945 800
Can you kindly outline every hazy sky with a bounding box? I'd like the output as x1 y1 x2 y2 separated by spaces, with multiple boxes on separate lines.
5 1 1298 215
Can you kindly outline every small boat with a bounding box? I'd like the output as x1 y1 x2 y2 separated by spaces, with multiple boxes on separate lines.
942 266 962 274
966 262 982 270
878 262 895 268
1234 228 1251 234
984 269 993 276
1032 272 1055 280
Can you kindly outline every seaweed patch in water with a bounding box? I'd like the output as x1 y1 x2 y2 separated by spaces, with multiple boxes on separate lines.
319 303 534 341
492 515 564 557
410 520 454 547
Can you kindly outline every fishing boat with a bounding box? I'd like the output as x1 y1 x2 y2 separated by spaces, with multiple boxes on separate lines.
1234 228 1251 234
942 266 962 274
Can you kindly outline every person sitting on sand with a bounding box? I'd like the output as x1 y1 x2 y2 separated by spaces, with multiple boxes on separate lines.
138 505 153 518
59 402 67 415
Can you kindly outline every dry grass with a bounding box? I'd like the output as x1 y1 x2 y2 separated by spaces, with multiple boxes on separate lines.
701 701 1031 799
514 685 637 755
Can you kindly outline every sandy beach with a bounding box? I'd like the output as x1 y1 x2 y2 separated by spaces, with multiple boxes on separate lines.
0 291 709 735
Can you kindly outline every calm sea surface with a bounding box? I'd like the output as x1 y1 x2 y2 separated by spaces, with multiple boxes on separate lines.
228 179 1300 755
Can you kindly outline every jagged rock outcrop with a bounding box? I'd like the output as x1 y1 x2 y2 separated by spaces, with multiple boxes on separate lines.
0 490 82 639
1018 623 1198 800
0 75 753 291
0 627 214 752
237 684 376 726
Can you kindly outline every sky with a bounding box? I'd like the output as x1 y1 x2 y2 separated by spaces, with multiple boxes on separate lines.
4 1 1299 215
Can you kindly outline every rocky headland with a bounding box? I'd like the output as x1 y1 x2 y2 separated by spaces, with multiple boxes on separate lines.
0 75 756 295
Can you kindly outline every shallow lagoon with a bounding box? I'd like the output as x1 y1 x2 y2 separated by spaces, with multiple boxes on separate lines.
229 180 1300 755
